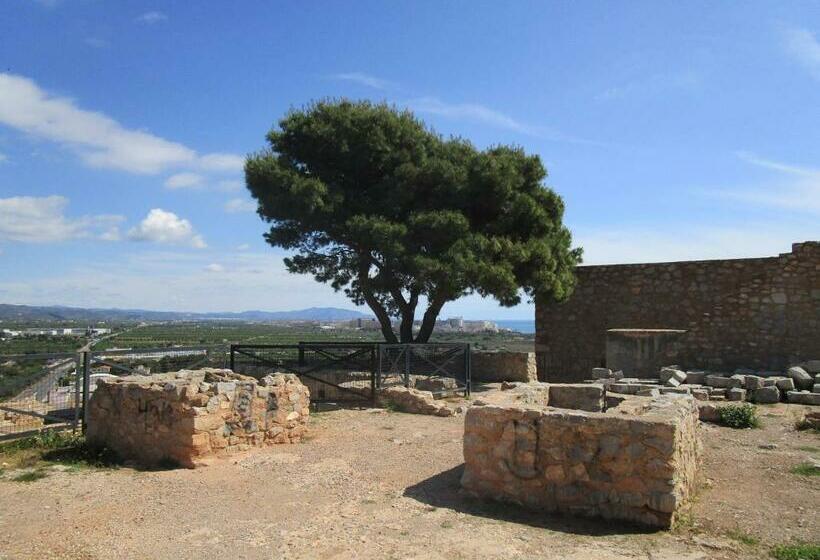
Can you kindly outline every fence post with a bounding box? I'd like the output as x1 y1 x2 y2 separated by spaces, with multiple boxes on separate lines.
465 343 471 397
73 352 82 433
370 345 376 401
229 345 235 371
298 343 305 368
81 351 91 432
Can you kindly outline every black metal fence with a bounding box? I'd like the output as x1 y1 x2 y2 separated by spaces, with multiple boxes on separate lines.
230 343 376 402
377 343 471 397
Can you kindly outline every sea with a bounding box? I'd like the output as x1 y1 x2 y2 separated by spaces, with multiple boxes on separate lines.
495 320 535 334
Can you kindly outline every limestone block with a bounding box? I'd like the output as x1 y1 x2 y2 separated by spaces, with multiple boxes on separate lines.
775 378 796 392
726 388 747 402
787 391 820 406
685 371 706 385
378 386 453 416
548 383 605 412
745 376 764 391
663 369 686 387
752 386 780 404
706 375 741 389
814 384 820 394
788 367 813 390
471 351 537 383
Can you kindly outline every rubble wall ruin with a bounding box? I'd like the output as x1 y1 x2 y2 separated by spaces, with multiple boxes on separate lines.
86 369 309 468
471 351 538 383
536 241 820 382
461 393 701 528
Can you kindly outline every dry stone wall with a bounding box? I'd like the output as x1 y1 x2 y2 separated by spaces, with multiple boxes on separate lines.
461 394 701 528
86 369 309 468
536 242 820 382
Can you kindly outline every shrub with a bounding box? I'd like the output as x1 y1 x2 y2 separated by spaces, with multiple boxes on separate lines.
771 543 820 560
718 403 760 429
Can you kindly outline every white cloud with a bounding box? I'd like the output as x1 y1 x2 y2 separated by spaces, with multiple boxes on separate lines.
224 198 256 213
204 263 225 273
406 96 539 135
165 172 205 189
0 195 124 243
713 152 820 215
330 72 395 90
127 208 206 249
198 153 244 172
595 70 701 101
0 73 243 175
783 27 820 80
135 11 168 24
237 244 250 251
0 152 6 163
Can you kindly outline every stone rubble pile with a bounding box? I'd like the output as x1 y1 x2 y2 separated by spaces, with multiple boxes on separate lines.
588 360 820 406
86 368 310 468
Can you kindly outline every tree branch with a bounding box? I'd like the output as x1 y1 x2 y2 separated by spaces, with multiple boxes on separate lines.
414 292 447 342
358 260 398 343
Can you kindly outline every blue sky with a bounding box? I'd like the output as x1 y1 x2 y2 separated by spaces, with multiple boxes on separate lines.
0 1 818 320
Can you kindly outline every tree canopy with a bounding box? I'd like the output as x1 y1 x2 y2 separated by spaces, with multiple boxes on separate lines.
245 100 582 342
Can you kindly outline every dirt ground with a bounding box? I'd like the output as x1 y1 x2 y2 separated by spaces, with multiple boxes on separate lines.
0 402 817 560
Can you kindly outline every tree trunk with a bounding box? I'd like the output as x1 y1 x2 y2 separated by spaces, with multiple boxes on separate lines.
358 262 398 343
414 295 447 342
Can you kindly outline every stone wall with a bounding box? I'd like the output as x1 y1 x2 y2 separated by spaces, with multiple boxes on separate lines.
471 351 538 383
86 369 309 468
536 241 820 382
461 394 701 528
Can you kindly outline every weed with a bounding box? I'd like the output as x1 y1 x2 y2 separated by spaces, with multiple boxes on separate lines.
796 446 820 454
12 469 48 483
440 520 454 529
790 462 820 477
718 403 761 429
727 529 759 546
770 543 820 560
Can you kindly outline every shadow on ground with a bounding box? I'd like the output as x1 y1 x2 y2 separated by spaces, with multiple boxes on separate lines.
403 464 658 536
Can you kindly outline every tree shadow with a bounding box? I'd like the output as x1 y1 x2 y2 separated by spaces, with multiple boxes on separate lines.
403 464 658 536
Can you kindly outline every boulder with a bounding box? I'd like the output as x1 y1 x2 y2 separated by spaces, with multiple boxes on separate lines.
752 386 780 404
378 386 454 416
788 367 813 390
413 376 459 393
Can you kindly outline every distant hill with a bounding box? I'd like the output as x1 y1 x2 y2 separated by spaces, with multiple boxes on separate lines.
0 304 371 323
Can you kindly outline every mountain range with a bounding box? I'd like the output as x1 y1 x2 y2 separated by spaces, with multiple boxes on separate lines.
0 304 371 323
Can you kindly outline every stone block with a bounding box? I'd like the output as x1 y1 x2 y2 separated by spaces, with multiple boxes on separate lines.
775 378 795 392
752 386 780 404
548 384 605 412
706 375 741 389
745 376 764 391
685 371 707 385
787 391 820 406
471 351 537 383
727 387 747 402
663 369 687 387
814 384 820 394
591 367 612 379
788 367 813 390
461 395 701 528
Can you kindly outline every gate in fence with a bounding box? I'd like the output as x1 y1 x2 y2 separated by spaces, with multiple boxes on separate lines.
230 343 376 403
377 343 471 397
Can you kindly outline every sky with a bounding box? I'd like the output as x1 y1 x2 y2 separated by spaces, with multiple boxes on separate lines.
0 1 818 320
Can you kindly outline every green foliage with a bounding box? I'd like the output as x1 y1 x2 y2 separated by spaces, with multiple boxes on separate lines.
790 462 820 477
771 543 820 560
727 529 760 546
12 469 49 483
246 100 581 342
718 403 761 429
0 429 120 470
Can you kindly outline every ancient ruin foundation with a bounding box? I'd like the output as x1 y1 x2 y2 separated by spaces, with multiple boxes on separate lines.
461 388 701 528
86 369 309 468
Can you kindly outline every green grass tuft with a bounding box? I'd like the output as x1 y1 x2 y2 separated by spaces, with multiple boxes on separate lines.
790 462 820 477
727 529 760 546
718 403 761 429
12 469 49 483
770 543 820 560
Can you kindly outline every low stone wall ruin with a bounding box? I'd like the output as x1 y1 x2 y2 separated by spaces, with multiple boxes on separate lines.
471 351 537 383
461 392 701 528
86 368 310 468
